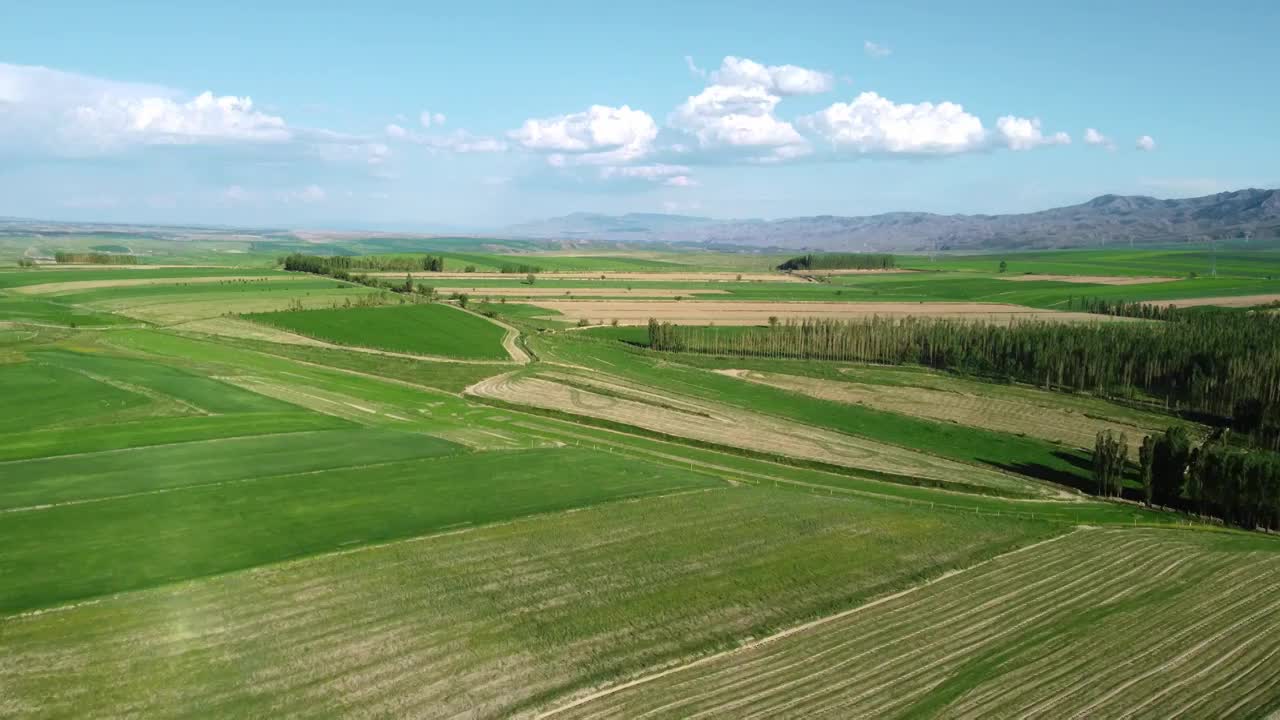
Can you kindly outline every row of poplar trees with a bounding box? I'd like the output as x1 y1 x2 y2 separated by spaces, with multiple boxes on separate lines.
1095 427 1280 531
648 314 1280 449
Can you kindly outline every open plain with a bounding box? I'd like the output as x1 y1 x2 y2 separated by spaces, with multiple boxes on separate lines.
3 244 1280 718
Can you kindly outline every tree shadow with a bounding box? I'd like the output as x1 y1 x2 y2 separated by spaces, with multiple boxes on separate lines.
978 449 1095 495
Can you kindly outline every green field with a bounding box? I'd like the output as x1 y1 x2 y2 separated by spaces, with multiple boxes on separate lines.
3 243 1280 717
242 302 511 360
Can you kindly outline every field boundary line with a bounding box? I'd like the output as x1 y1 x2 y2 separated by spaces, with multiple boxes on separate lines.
442 301 532 364
0 485 723 623
533 527 1087 719
0 427 337 466
176 319 521 365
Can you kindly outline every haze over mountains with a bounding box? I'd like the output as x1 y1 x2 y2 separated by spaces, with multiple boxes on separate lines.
505 189 1280 252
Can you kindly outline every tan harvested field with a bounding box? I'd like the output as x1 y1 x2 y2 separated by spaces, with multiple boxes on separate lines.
526 300 1131 326
996 274 1180 285
436 287 730 298
466 370 1060 498
1161 293 1280 308
169 317 331 346
717 369 1180 456
96 290 381 325
12 275 305 295
547 528 1280 719
0 489 1046 719
363 271 806 282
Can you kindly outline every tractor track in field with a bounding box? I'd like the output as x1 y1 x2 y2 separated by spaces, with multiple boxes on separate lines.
533 529 1086 719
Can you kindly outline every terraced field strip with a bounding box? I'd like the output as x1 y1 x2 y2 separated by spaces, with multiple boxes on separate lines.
466 371 1059 498
362 271 807 282
0 487 1049 718
436 288 730 297
717 368 1172 455
994 274 1180 285
525 300 1134 326
242 302 513 361
11 274 308 295
545 528 1280 719
1162 293 1280 308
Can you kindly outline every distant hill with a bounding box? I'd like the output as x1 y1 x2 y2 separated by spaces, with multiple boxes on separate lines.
503 189 1280 251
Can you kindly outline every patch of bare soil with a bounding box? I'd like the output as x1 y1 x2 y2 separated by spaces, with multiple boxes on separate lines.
1160 294 1280 308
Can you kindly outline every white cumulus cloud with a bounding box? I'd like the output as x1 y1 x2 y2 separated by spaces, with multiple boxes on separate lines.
863 41 892 58
711 56 833 96
420 110 446 128
1083 127 1115 150
510 105 657 164
672 83 806 150
1136 134 1157 151
0 63 291 155
801 92 987 154
598 163 691 183
385 123 408 139
995 116 1070 150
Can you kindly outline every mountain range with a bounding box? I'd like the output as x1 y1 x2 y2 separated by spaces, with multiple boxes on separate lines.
504 189 1280 252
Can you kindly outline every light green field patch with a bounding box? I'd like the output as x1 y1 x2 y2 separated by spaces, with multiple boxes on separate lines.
0 447 721 615
0 428 465 510
32 350 299 414
0 361 156 433
0 412 348 463
243 302 511 361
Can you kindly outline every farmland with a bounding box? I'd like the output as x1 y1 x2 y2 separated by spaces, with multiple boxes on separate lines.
3 244 1280 717
242 302 514 361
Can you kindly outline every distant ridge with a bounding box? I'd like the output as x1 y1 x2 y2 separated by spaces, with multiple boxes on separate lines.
504 189 1280 251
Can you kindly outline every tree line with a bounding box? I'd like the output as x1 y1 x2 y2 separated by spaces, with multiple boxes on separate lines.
53 251 138 265
777 253 896 271
280 253 441 299
279 252 443 273
647 315 1280 448
1066 296 1179 321
1095 427 1280 531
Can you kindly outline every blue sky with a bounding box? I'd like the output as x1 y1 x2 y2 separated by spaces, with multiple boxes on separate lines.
1 0 1276 229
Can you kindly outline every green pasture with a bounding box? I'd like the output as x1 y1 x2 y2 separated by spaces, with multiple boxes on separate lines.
242 302 510 360
0 447 719 615
0 486 1052 716
0 295 135 327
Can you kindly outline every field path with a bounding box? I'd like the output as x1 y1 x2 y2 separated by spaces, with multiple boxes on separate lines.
445 302 531 364
534 529 1083 718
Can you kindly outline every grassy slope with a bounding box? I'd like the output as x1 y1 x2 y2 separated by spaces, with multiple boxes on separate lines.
0 486 1051 717
0 447 718 615
0 294 137 327
556 526 1280 719
243 302 510 360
